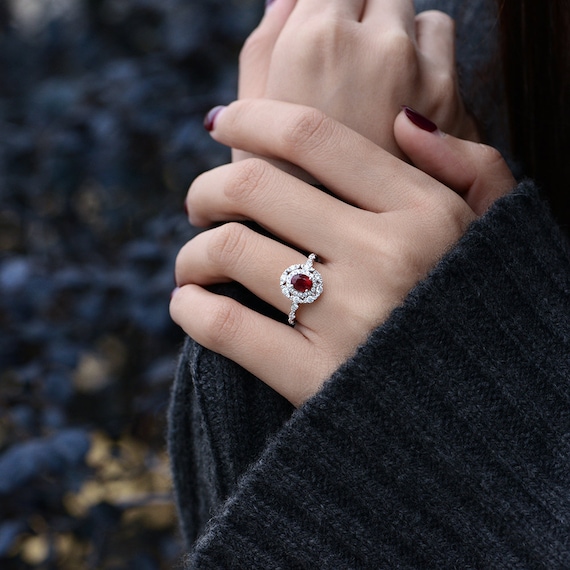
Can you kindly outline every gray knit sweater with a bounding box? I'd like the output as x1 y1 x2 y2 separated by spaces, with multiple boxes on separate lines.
168 1 570 567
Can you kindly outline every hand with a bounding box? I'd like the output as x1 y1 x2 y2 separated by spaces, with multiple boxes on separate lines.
233 0 479 167
171 100 515 406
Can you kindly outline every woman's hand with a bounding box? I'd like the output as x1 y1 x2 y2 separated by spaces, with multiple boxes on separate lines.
234 0 479 166
171 100 515 406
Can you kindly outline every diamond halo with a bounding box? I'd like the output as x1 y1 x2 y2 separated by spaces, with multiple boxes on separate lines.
280 253 323 325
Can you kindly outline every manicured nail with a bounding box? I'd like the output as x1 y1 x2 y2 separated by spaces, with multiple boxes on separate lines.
402 106 438 133
203 105 226 132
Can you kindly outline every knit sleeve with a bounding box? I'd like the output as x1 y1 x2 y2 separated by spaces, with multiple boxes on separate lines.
181 180 570 569
168 289 295 545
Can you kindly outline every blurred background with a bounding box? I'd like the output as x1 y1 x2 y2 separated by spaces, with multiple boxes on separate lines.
0 0 262 567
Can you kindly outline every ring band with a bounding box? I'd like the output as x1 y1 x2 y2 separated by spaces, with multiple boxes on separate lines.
280 253 323 325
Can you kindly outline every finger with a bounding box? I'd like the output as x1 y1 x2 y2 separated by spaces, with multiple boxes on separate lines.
394 107 516 215
415 10 455 71
238 0 297 99
186 158 356 255
170 284 319 406
287 0 365 21
414 11 481 143
362 0 416 36
174 223 330 327
207 99 440 212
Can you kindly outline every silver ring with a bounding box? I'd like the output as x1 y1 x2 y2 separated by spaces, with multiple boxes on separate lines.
280 253 323 325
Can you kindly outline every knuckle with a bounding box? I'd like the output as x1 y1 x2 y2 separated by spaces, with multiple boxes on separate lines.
185 171 208 223
411 186 470 236
174 242 188 280
239 27 269 67
434 192 473 233
379 32 417 67
436 11 455 32
418 9 455 32
378 233 422 288
477 143 506 168
202 297 242 348
169 291 183 324
301 15 347 52
273 15 354 75
282 107 335 156
224 158 270 206
425 73 459 114
207 222 248 270
434 71 457 97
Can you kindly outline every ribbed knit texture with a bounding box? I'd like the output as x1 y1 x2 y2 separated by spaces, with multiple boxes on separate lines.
170 181 570 568
168 306 294 546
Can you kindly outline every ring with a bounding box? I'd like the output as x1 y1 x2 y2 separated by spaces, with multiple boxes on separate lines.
280 253 323 325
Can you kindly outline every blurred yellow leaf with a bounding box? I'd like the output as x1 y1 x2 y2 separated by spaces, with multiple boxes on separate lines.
66 431 174 519
20 535 49 565
64 480 105 518
86 431 112 468
123 502 176 530
73 353 112 392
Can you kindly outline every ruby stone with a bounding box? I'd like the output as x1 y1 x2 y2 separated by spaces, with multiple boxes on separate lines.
291 273 312 293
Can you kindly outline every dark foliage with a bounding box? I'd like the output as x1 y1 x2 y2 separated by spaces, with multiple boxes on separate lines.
0 0 262 567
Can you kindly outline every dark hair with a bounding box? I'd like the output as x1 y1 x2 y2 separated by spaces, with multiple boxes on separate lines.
498 0 570 227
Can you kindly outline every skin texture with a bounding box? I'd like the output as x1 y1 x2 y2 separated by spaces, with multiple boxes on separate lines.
170 0 516 406
171 100 515 406
234 0 479 168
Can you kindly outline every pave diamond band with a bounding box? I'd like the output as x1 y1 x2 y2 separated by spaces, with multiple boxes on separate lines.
280 253 323 325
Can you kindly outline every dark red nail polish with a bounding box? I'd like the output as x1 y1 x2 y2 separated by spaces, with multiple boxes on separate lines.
402 106 438 133
203 105 226 132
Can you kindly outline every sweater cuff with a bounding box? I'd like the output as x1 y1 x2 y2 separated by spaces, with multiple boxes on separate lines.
188 181 570 568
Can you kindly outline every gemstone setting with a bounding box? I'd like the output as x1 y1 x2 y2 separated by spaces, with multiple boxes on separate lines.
280 253 323 325
291 274 312 293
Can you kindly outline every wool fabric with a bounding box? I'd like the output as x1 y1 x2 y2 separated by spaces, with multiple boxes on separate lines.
169 182 570 567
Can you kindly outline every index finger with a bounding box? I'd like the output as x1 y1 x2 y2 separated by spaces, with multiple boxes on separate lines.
208 99 440 212
238 0 297 99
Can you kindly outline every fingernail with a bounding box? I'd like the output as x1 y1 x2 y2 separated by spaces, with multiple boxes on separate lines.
171 287 180 299
203 105 226 132
265 0 277 9
402 106 438 133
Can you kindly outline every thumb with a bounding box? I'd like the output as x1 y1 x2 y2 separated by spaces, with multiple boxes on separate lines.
394 106 516 215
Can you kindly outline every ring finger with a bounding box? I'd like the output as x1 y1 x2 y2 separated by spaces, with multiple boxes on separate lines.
174 223 332 328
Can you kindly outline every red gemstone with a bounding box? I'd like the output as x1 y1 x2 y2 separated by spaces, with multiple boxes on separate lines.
291 273 312 293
